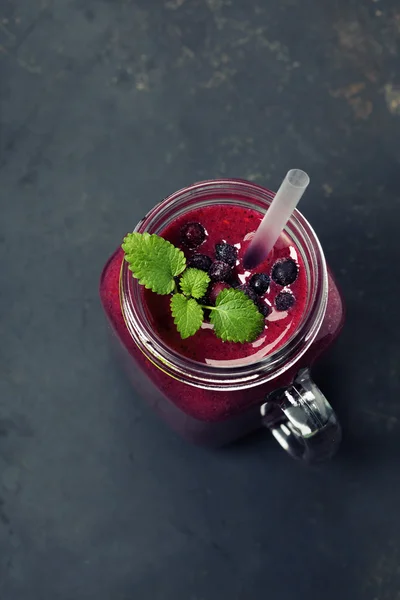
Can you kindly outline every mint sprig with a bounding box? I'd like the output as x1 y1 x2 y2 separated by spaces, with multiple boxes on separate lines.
122 232 265 343
179 268 210 299
122 232 186 295
209 288 264 343
171 294 204 339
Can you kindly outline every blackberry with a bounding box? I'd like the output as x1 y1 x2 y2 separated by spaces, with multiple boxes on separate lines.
249 273 270 295
180 222 206 248
215 242 238 266
209 260 232 282
187 253 212 272
275 291 296 311
271 258 298 286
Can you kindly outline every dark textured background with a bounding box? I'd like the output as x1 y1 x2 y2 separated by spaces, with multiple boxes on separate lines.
1 1 400 599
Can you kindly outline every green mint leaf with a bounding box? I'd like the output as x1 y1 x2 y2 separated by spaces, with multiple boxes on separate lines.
170 294 204 339
122 232 186 295
210 288 264 343
179 268 211 299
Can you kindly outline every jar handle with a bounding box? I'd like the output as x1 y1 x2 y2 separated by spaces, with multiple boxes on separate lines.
260 368 341 462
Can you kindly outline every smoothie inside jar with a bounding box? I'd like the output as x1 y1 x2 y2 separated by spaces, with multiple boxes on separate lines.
143 203 308 367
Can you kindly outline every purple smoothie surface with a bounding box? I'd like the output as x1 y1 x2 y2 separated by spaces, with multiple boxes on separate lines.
143 203 307 366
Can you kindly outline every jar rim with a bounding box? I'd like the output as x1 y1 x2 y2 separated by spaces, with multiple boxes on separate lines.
120 179 328 391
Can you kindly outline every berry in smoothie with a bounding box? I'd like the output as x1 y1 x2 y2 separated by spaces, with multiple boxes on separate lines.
249 273 270 295
180 222 206 248
215 242 238 266
238 284 260 306
271 258 298 286
187 253 212 272
275 291 296 311
258 300 271 317
209 260 233 282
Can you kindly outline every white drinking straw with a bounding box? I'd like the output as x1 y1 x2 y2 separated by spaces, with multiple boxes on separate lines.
243 169 310 270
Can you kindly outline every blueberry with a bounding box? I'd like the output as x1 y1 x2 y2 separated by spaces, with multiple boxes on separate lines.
209 282 230 304
275 291 296 311
239 285 269 319
209 260 232 282
215 242 238 266
259 302 271 317
271 258 298 286
187 253 212 272
249 273 270 295
239 284 259 305
180 222 206 248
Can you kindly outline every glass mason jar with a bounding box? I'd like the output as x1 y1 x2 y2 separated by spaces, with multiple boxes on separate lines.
100 180 345 462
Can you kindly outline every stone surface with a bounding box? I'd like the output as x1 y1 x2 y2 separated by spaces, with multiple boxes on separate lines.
1 0 400 598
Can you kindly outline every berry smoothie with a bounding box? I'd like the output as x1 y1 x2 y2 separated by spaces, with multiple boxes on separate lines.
143 204 307 367
100 179 344 446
